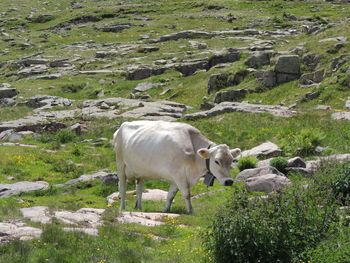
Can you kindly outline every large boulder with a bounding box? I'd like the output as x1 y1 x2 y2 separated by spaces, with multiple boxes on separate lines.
255 70 276 88
244 52 271 69
275 55 300 84
0 181 49 198
235 166 284 182
241 141 282 159
245 174 292 193
0 88 18 98
299 69 324 85
214 89 248 103
208 70 248 94
288 157 306 168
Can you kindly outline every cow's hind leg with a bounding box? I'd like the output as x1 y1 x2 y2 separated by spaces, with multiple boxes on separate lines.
135 179 144 210
179 185 193 214
163 183 178 213
118 164 126 211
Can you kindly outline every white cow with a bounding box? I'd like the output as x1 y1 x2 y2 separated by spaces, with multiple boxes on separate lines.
113 120 241 214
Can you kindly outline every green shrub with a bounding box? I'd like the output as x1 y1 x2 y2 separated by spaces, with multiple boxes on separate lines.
307 225 350 263
270 157 289 174
203 186 338 263
280 128 325 157
61 83 85 93
236 156 258 171
55 129 76 144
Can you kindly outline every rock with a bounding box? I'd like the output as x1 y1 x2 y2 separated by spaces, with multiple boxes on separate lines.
288 157 306 168
97 23 131 32
276 73 299 84
244 52 271 69
174 59 208 76
68 123 87 135
235 166 284 182
245 174 292 193
207 51 240 68
18 65 48 76
142 189 168 201
286 167 313 176
302 91 320 101
20 206 51 224
101 173 119 185
255 70 276 88
200 102 215 110
0 181 49 198
316 105 331 110
117 212 180 226
241 141 282 159
303 53 322 70
55 171 114 187
107 192 120 204
95 51 119 58
345 100 350 110
214 89 248 103
257 158 274 168
49 59 71 67
137 46 159 53
332 112 350 120
331 54 350 72
20 58 49 67
185 102 297 120
63 227 98 236
275 55 300 75
26 95 73 110
150 30 212 43
133 82 161 93
1 130 36 142
0 221 42 243
0 88 19 98
54 208 105 228
0 98 16 107
299 69 324 85
127 66 166 80
208 70 248 94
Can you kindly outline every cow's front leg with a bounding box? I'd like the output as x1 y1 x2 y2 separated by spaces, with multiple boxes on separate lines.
180 186 193 214
163 183 178 213
118 164 126 211
135 179 144 210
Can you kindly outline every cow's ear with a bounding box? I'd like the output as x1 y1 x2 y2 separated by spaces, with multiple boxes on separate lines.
230 148 241 158
197 148 210 159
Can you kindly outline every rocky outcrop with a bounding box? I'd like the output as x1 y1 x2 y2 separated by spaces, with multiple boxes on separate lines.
244 52 271 69
299 69 324 85
214 89 248 103
26 95 73 111
208 70 248 94
241 141 282 159
107 189 168 204
117 212 180 227
0 87 19 99
185 102 297 120
0 181 49 198
275 55 300 84
55 171 116 187
0 221 42 243
255 70 276 88
18 65 48 76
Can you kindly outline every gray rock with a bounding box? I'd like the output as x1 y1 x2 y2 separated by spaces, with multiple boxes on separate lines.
241 141 282 159
299 69 324 85
97 23 131 32
344 100 350 110
185 102 297 120
68 123 87 135
200 102 215 110
303 53 322 70
302 91 320 101
0 88 19 98
276 73 299 84
275 55 300 75
20 58 49 67
0 181 49 198
0 98 16 107
2 130 36 142
175 59 208 76
137 46 159 53
214 89 248 103
54 208 105 228
236 166 283 182
332 112 350 120
286 167 313 176
26 95 73 110
150 30 212 43
0 221 42 243
18 65 48 76
133 82 161 93
63 227 98 236
101 173 119 185
245 174 292 193
95 51 119 58
20 206 51 224
208 70 248 94
288 157 306 168
244 52 271 69
117 212 179 226
55 171 113 187
208 51 240 68
127 66 166 80
255 70 276 88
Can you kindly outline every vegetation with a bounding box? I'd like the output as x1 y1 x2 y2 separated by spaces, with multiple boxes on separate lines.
237 156 258 171
270 157 289 174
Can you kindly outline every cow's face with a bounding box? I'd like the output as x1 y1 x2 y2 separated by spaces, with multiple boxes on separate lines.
197 144 241 186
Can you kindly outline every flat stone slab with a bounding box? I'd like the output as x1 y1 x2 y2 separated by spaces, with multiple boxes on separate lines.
63 227 98 236
107 189 168 204
332 112 350 120
0 181 49 198
235 166 283 182
241 141 282 159
0 221 42 243
55 170 113 187
20 206 51 224
185 102 297 120
117 212 180 226
246 174 292 193
54 208 105 228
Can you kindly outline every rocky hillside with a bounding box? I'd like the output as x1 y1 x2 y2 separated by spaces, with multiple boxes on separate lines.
0 0 350 262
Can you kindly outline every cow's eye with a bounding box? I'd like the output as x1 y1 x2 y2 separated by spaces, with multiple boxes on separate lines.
215 160 220 165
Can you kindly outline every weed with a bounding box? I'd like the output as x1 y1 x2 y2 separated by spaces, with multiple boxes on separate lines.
270 157 289 174
237 156 258 171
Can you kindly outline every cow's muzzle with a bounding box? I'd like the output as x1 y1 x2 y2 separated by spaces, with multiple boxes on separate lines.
223 178 234 186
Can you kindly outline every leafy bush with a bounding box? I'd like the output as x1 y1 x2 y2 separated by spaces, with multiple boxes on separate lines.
55 129 76 144
203 186 338 263
280 128 325 157
307 225 350 263
270 157 289 174
237 156 258 171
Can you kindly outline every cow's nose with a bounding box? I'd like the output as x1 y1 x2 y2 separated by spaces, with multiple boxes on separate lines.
224 178 234 186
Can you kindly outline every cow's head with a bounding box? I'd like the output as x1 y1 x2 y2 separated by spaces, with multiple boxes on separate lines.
197 144 241 186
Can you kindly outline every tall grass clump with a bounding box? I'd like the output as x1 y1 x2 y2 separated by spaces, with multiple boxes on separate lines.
280 128 325 157
270 157 289 174
203 186 338 263
237 156 258 171
55 129 76 144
